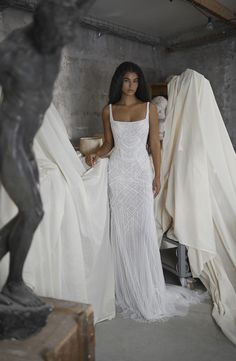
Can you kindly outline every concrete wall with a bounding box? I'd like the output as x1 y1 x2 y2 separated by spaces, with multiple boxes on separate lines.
55 30 161 142
0 8 161 143
1 8 236 147
160 38 236 148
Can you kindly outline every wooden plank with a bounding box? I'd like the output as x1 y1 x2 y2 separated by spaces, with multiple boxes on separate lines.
150 84 168 98
0 298 95 361
192 0 235 21
166 26 236 51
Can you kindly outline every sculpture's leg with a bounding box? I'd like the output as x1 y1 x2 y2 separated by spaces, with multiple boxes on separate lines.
25 142 40 182
0 144 44 306
0 215 20 260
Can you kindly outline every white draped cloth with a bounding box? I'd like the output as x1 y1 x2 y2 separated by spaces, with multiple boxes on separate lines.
155 69 236 344
0 99 115 323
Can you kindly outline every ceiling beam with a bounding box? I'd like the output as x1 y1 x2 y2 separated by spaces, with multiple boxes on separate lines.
166 26 236 51
81 16 160 46
191 0 235 21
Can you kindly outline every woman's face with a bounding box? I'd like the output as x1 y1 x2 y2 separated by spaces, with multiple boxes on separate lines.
121 72 139 96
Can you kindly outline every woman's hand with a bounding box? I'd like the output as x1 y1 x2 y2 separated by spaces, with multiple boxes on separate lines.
152 176 161 198
85 153 99 167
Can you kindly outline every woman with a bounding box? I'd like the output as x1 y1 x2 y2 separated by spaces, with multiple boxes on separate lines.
86 62 202 320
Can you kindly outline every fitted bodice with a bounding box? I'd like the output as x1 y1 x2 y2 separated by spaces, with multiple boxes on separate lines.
109 102 150 160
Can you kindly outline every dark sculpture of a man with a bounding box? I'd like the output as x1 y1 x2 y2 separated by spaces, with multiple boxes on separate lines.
0 0 92 307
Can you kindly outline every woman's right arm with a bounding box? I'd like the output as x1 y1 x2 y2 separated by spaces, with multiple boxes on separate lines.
85 105 114 166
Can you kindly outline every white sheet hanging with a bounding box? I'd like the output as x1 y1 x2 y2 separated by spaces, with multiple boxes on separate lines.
0 99 115 323
155 69 236 344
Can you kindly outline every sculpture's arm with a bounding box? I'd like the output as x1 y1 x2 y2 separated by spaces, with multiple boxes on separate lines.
0 44 6 103
0 31 18 85
0 84 3 103
0 46 11 84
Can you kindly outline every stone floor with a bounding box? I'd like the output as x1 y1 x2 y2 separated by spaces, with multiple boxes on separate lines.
95 272 236 361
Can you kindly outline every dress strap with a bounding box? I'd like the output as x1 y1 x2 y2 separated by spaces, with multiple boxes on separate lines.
109 104 113 122
146 102 150 120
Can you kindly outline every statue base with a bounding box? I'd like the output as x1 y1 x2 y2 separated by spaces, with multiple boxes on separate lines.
0 298 52 340
0 297 95 361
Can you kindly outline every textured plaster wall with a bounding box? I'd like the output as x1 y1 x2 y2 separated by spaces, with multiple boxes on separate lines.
54 30 161 142
0 8 161 143
0 8 235 147
160 38 236 148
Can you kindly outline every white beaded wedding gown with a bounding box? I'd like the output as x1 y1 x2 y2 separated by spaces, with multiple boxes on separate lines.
108 101 206 321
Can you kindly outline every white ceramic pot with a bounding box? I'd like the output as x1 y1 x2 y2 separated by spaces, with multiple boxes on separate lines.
79 136 103 156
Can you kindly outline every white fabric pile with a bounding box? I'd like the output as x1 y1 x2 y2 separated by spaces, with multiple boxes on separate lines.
155 69 236 344
0 99 115 323
1 68 236 344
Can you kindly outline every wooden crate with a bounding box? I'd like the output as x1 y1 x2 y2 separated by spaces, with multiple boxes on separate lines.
150 83 168 98
0 298 95 361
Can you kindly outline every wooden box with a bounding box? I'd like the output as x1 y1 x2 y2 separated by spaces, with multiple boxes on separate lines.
0 298 95 361
150 83 168 98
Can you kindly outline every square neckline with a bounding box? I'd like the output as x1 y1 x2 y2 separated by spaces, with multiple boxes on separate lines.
110 102 149 123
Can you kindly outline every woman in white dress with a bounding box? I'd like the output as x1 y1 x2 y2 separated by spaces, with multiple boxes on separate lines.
86 62 203 321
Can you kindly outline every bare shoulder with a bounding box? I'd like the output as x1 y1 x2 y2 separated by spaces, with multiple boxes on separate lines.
102 104 109 113
2 27 28 49
0 30 17 59
101 104 110 121
0 27 31 65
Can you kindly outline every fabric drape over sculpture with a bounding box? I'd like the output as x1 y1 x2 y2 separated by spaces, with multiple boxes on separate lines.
155 69 236 344
0 96 115 323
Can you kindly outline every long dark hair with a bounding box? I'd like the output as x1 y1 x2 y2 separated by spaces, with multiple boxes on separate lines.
108 62 150 104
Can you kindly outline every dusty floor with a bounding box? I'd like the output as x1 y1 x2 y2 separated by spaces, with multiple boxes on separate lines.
95 273 236 361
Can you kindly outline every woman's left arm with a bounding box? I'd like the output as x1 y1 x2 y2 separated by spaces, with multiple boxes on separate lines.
149 102 161 197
